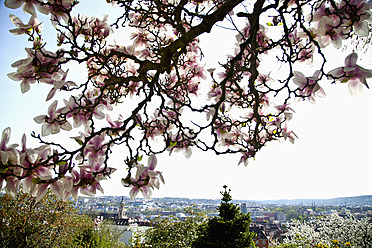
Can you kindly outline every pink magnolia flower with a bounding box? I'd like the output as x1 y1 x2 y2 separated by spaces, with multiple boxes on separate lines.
92 15 111 37
126 81 140 97
318 24 344 49
46 0 75 25
9 14 42 35
166 132 193 158
282 124 298 144
34 100 72 136
45 69 77 101
50 181 64 199
62 96 88 128
23 175 37 196
328 53 372 96
61 93 106 129
83 134 107 162
72 166 107 197
122 155 164 200
8 47 66 93
34 166 53 180
19 134 39 172
106 114 124 129
5 176 21 198
339 0 371 36
131 29 149 47
128 12 143 26
309 3 348 48
298 44 314 63
256 73 272 86
238 147 256 167
0 128 20 165
293 70 326 104
4 0 48 16
206 107 216 121
7 56 36 93
311 2 335 23
206 86 223 101
275 104 296 121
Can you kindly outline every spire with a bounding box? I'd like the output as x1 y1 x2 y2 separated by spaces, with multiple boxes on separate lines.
118 197 127 219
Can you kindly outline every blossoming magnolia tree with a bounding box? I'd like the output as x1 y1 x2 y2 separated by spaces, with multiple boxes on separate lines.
1 0 372 200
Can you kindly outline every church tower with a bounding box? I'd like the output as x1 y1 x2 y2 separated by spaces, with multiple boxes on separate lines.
118 197 127 219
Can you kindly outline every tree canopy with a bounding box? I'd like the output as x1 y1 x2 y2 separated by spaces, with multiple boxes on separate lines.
191 186 255 248
0 188 125 247
1 0 371 200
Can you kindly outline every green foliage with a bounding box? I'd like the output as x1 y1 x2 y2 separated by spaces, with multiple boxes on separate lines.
191 186 255 248
0 189 79 248
0 189 125 248
71 217 125 248
139 207 206 248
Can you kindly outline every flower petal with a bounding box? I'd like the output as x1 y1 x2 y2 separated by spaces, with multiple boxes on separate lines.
21 81 30 93
46 88 56 101
50 181 64 199
345 53 357 67
148 154 157 170
61 121 72 131
23 2 37 16
42 123 52 136
141 187 152 200
35 184 49 203
348 79 363 96
184 147 192 158
0 150 10 165
34 115 46 124
4 0 23 9
354 21 369 37
136 166 147 179
129 187 139 200
5 176 19 198
0 127 11 149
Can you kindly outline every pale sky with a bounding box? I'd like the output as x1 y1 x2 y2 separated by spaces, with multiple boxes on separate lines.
0 1 371 201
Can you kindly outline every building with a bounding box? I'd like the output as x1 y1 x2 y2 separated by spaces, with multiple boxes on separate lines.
275 212 286 222
250 225 270 248
241 203 248 215
118 197 127 219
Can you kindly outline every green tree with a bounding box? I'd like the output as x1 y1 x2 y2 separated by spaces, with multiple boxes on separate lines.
0 188 79 248
191 186 255 248
0 188 125 248
139 207 206 248
71 216 126 248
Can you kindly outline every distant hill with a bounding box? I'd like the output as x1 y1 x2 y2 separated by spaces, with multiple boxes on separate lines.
256 195 372 206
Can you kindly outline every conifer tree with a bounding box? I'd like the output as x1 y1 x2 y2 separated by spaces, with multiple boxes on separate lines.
192 186 255 248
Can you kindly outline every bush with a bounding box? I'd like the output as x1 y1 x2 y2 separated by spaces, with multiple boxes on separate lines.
0 189 125 248
139 207 205 248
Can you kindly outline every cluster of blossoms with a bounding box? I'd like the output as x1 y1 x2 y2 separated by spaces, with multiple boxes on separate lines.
1 0 372 200
121 154 164 200
0 126 117 201
283 212 372 247
8 45 68 94
310 0 371 48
